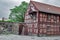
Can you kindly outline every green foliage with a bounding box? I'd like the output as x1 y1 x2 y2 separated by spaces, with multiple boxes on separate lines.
9 1 28 22
0 19 14 22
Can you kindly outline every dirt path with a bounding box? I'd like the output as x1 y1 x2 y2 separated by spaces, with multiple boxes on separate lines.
0 34 60 40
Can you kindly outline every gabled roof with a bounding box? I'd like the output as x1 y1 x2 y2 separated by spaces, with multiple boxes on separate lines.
30 1 60 14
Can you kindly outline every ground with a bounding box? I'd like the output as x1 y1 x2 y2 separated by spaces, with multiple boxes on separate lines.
0 34 60 40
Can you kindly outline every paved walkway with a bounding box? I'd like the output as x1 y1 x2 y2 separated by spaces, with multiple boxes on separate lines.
0 34 60 40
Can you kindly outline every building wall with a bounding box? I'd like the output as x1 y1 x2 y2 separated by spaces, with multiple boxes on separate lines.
39 12 60 35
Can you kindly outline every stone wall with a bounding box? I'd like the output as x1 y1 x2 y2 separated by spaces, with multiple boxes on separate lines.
0 22 19 34
12 23 19 35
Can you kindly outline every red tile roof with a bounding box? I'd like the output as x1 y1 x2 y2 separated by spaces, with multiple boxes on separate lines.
31 1 60 14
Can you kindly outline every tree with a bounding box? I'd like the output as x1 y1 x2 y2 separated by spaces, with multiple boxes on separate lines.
9 1 28 22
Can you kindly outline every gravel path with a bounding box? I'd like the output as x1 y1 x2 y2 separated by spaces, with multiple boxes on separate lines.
0 34 60 40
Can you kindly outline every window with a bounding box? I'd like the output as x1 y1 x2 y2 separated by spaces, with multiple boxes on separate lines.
59 27 60 32
47 25 51 31
53 16 57 21
47 15 51 20
29 12 37 20
59 16 60 22
32 14 36 20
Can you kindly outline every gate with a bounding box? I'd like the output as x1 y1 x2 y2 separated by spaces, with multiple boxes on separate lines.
19 23 28 35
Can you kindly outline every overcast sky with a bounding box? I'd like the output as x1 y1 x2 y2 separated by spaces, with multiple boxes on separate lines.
0 0 60 19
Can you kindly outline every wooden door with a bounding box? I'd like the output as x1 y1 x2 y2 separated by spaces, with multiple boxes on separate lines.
19 24 23 35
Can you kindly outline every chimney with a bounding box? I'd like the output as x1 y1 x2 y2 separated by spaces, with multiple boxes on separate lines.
30 0 32 1
2 17 4 21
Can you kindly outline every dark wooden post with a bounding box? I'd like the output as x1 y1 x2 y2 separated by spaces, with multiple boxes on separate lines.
37 11 40 37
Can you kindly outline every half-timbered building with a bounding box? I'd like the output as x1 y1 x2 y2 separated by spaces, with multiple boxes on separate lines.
24 1 60 36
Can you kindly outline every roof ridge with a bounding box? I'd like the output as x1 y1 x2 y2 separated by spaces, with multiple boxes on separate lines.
31 1 60 8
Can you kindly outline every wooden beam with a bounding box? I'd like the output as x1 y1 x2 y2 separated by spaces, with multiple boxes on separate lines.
37 11 40 36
